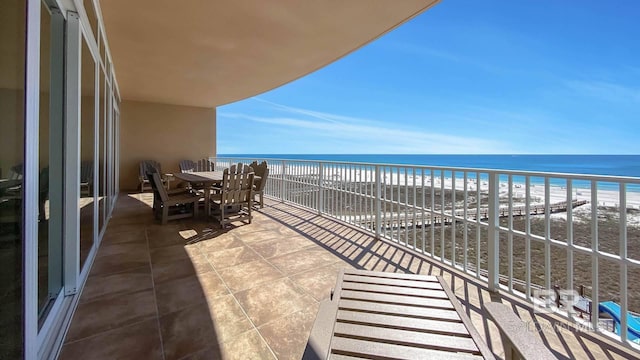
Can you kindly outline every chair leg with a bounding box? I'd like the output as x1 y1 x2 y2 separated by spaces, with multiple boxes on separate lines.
162 206 168 225
193 200 199 218
259 192 264 208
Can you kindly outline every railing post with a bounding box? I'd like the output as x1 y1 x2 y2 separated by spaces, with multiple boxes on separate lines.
281 160 286 202
487 172 500 292
375 165 381 240
318 162 324 214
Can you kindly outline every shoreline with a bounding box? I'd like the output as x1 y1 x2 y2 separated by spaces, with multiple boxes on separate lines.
285 165 640 225
306 166 640 208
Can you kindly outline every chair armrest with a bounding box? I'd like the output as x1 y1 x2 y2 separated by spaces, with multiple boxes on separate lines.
484 302 556 360
302 299 338 360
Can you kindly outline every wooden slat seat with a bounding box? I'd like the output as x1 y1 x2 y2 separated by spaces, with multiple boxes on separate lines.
335 310 471 336
303 269 496 360
330 337 483 360
340 282 451 299
338 299 462 322
339 290 456 310
341 273 444 290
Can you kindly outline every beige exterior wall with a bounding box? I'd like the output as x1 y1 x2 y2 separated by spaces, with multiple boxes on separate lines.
119 100 216 191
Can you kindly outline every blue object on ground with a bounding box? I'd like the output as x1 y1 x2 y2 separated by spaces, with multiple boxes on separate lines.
598 301 640 341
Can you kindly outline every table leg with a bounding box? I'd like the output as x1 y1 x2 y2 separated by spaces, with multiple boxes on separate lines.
205 187 211 216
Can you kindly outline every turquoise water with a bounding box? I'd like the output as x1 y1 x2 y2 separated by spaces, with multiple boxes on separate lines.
219 154 640 191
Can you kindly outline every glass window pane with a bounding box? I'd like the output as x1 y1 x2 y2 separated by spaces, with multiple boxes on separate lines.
99 70 106 233
110 96 116 202
82 0 98 39
80 37 95 269
0 0 25 357
100 31 105 67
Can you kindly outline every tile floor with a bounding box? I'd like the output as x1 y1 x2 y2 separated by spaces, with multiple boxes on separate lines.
58 193 639 360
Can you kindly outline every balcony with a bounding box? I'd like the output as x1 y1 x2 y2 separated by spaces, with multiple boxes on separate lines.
58 159 640 359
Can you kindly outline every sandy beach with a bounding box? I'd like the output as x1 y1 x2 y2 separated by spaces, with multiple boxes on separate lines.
280 162 640 229
300 165 640 208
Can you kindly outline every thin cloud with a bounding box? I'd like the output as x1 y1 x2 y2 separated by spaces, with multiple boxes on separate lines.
385 42 526 77
218 101 511 154
251 97 384 126
565 80 640 103
251 98 342 124
389 42 464 63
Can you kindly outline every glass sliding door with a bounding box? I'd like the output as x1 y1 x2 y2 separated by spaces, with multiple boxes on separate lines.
0 1 26 357
0 0 124 357
37 0 65 326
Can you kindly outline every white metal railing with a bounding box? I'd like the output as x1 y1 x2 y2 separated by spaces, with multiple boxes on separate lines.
213 156 640 349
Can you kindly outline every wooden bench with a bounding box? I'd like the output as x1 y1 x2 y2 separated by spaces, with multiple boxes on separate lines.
303 269 496 359
484 302 557 360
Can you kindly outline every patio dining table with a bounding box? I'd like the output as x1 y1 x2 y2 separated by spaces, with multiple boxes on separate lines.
172 171 260 216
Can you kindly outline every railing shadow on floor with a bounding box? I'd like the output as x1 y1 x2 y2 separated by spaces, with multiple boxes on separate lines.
257 199 640 360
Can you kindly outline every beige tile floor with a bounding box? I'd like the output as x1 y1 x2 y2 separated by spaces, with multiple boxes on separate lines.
58 193 639 360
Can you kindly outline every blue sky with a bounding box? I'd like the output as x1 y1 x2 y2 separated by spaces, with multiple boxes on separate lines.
218 0 640 155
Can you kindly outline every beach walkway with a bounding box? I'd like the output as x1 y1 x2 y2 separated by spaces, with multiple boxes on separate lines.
359 199 588 230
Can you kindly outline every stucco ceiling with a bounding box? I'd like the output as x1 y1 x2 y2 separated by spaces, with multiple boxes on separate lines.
100 0 439 108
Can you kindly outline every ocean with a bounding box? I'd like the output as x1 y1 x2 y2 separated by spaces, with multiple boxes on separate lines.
219 154 640 178
218 154 640 193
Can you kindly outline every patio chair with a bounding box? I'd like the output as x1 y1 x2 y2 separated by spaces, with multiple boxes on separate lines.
147 166 192 213
148 172 200 224
1 164 24 197
9 164 23 180
139 160 165 192
179 159 196 173
229 163 253 174
195 158 214 172
0 166 30 226
209 168 254 228
80 161 93 197
303 269 497 360
252 161 269 208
